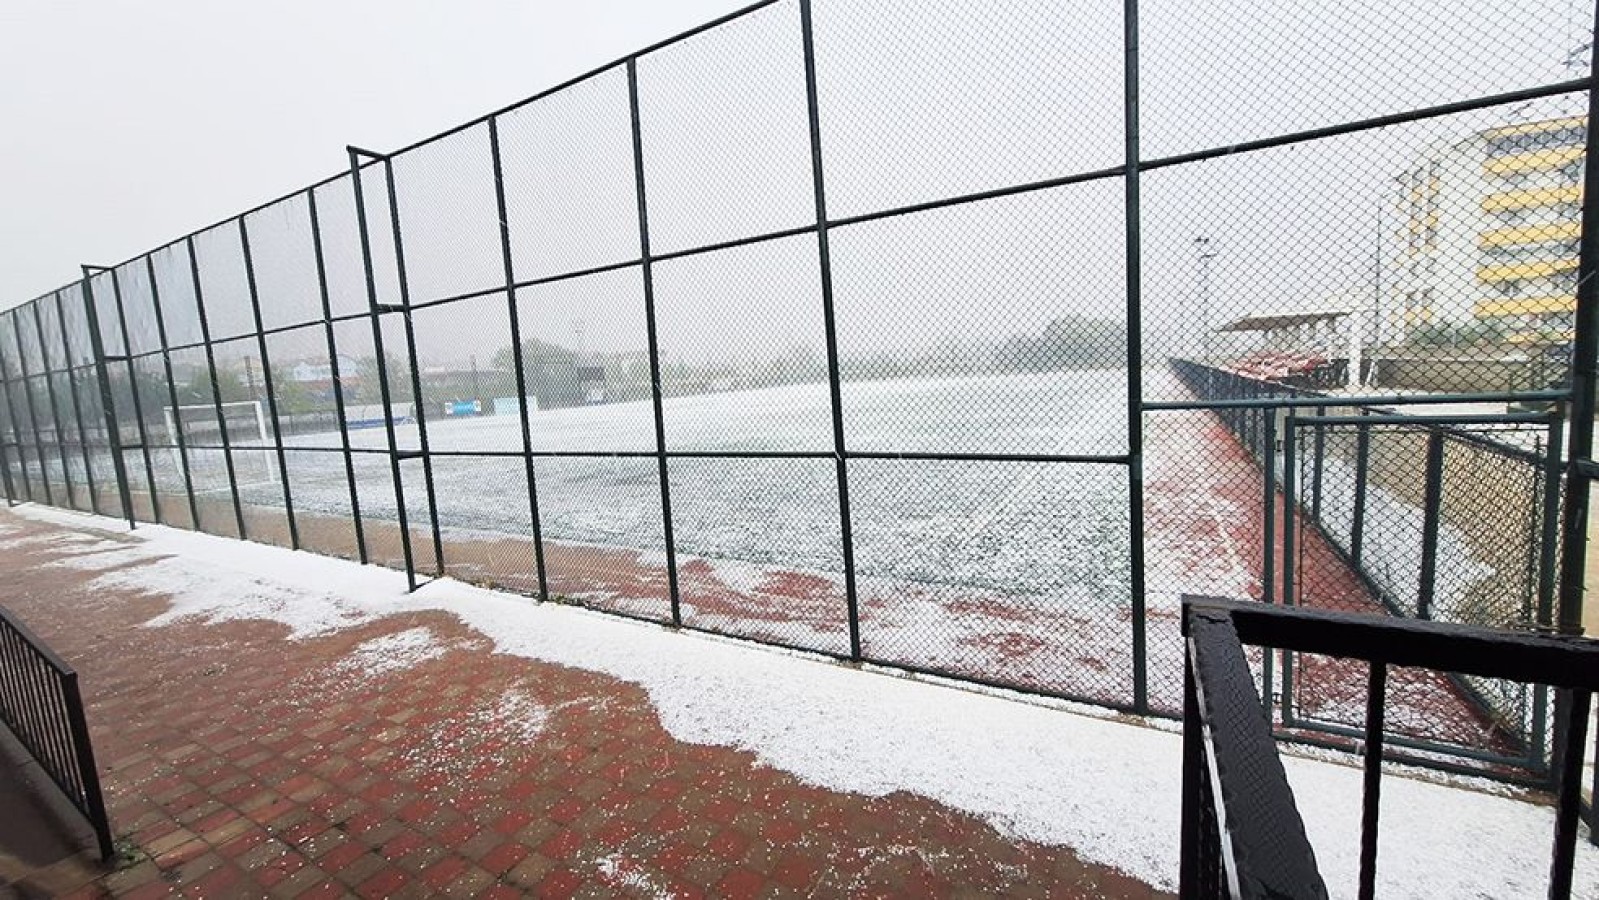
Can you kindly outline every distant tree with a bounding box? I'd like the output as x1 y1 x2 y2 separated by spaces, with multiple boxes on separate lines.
493 339 582 408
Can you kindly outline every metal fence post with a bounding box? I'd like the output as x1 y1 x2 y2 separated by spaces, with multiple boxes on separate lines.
349 146 418 591
28 302 77 507
487 115 550 602
1416 429 1445 620
186 235 249 539
1280 414 1296 726
55 290 101 516
1351 414 1370 567
108 267 163 525
1310 421 1326 524
1123 0 1148 714
1262 409 1277 606
9 313 51 508
798 0 861 659
381 156 445 577
145 255 203 530
626 58 683 627
306 188 368 563
239 217 301 549
0 366 22 508
0 320 36 503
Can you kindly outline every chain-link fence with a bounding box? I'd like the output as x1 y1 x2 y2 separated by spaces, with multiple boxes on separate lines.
0 0 1594 783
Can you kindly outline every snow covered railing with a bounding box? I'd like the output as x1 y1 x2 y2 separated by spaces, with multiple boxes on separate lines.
1180 596 1599 900
0 601 112 861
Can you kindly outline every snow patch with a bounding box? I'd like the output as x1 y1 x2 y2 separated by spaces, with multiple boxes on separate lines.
333 627 447 679
15 504 1598 898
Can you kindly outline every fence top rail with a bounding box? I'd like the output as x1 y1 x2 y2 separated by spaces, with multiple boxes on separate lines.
1286 413 1558 428
1144 390 1570 412
1182 596 1599 690
1188 606 1330 900
0 603 76 677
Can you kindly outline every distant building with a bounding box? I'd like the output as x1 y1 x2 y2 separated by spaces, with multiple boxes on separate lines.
1391 113 1584 345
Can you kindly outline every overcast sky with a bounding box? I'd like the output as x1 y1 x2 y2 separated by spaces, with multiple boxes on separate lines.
0 0 749 306
0 0 1583 378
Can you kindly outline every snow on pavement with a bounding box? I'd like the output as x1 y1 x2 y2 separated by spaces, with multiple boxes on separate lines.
7 503 1596 898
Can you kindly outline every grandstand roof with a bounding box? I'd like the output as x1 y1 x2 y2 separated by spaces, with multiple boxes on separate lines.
1216 308 1357 333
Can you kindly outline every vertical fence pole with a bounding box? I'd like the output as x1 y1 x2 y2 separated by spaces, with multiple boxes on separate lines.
798 0 862 659
1123 0 1148 714
108 268 163 525
145 256 203 530
1416 429 1445 621
1551 5 1599 796
1550 689 1591 899
487 116 550 602
381 157 445 576
239 218 301 550
0 360 21 505
30 301 77 508
626 59 683 627
55 290 101 516
187 236 249 539
307 189 368 564
349 147 418 591
1310 420 1325 524
0 321 34 503
1358 660 1388 900
1351 414 1370 567
11 312 55 508
1531 416 1565 775
1263 409 1277 606
1280 414 1296 726
59 671 113 862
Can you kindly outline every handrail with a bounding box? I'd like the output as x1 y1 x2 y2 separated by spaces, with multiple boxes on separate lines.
1179 596 1599 899
0 603 113 861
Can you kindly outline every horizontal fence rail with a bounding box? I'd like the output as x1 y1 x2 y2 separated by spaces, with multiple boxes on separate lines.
0 603 112 861
0 0 1593 798
1181 596 1599 899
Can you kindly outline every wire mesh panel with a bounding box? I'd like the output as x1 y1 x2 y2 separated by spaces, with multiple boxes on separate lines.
312 175 378 320
246 194 325 332
832 182 1128 456
283 447 358 561
533 455 672 622
428 454 538 594
851 458 1134 704
1141 0 1579 159
1143 102 1587 401
389 125 503 306
499 69 638 281
264 324 344 446
192 222 257 342
151 242 207 350
512 271 655 452
114 260 165 357
812 0 1123 218
636 0 814 254
670 457 848 654
407 296 518 453
654 235 831 451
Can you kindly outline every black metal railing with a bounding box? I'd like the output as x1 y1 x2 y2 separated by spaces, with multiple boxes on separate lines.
0 602 113 861
1181 596 1599 900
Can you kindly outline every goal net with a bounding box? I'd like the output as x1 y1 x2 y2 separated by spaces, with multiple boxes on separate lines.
163 401 280 492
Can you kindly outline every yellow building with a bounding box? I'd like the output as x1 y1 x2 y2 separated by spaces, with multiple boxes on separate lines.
1392 114 1584 344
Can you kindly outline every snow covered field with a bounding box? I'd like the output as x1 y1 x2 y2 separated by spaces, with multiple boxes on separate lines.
8 367 1509 733
6 503 1594 899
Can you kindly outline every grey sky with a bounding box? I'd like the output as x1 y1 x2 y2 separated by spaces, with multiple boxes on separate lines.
1 0 1584 383
0 0 749 306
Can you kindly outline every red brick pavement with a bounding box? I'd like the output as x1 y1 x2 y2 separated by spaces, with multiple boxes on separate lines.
0 510 1168 898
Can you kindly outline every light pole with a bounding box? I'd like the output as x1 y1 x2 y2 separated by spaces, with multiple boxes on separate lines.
1194 236 1217 359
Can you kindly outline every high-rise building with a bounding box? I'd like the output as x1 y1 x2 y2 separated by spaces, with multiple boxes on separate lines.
1390 114 1584 345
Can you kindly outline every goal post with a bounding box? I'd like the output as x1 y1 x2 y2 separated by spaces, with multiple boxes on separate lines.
162 401 279 491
